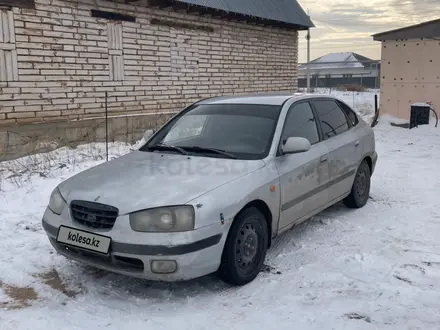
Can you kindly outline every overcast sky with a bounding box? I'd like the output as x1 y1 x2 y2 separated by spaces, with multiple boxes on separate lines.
297 0 440 63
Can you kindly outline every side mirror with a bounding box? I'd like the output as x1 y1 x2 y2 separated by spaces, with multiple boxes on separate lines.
281 137 311 155
143 129 154 141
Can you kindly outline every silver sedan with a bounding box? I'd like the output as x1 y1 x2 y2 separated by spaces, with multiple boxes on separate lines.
42 93 378 286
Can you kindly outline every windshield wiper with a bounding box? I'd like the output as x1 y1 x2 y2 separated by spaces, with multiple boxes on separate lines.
148 143 189 155
180 146 237 159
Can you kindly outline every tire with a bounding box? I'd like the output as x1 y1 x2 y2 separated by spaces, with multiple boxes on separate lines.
218 207 268 286
343 160 371 208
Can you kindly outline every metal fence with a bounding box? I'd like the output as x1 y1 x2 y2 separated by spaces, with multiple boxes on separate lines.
297 60 381 90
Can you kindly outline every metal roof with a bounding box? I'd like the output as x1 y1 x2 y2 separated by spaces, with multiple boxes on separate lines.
298 52 377 71
172 0 314 29
372 18 440 41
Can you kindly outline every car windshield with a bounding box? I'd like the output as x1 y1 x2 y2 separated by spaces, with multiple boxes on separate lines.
141 103 282 160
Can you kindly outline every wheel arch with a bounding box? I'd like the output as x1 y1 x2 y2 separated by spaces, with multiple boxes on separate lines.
363 155 373 174
233 199 273 248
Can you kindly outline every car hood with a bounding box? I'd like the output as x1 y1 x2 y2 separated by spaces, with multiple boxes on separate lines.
58 151 265 215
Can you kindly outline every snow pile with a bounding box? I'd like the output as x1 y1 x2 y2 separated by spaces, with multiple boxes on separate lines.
1 109 440 329
0 141 148 189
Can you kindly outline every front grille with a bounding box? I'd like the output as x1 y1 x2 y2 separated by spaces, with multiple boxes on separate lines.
70 200 119 229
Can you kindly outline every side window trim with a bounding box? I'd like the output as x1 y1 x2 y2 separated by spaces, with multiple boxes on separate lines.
333 100 353 130
310 98 351 141
336 100 359 127
308 99 325 142
276 100 322 156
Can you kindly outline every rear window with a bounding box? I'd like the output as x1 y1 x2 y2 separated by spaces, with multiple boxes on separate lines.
312 99 350 139
337 101 359 127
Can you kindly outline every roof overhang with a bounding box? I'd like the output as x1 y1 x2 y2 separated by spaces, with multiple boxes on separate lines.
146 0 314 30
0 0 35 9
372 19 440 41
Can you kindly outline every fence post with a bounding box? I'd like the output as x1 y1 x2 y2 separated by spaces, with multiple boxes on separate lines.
374 94 378 114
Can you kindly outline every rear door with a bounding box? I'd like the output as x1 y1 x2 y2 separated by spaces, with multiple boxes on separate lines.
275 101 331 231
311 98 360 202
336 99 364 166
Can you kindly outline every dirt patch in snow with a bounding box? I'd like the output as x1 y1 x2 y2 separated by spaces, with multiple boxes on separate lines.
344 312 372 323
36 269 81 298
261 264 282 275
0 281 38 309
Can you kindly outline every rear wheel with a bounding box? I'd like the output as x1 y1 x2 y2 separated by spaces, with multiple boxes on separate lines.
218 207 268 286
343 160 371 208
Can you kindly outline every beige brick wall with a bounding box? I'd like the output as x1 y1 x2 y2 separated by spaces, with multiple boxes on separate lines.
0 0 298 127
379 39 440 120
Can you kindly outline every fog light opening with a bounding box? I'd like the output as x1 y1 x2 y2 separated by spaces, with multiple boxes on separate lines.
150 260 177 274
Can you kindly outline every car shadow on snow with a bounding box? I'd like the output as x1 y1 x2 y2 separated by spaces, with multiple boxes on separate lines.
266 201 361 258
68 264 233 300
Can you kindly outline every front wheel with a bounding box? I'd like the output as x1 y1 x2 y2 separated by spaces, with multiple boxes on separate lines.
218 207 268 286
343 160 371 208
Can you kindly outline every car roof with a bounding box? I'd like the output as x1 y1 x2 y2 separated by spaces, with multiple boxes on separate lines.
198 93 337 106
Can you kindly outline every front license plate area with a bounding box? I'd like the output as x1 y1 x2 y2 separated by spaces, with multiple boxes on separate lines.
56 225 111 255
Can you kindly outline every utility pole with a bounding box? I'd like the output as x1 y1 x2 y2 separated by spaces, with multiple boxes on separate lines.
306 9 311 93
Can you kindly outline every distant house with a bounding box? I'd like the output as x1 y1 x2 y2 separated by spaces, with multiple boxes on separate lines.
373 19 440 120
298 52 380 89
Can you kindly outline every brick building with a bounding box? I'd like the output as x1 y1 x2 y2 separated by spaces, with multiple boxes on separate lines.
0 0 313 159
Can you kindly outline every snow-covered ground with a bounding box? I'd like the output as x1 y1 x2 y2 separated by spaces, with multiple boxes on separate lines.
2 95 440 330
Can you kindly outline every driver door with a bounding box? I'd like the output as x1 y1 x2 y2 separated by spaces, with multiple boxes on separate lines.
275 101 331 231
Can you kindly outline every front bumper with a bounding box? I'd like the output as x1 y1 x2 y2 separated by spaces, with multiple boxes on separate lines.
42 207 230 281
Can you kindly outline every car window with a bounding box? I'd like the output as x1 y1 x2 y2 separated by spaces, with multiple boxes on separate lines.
337 101 359 126
281 102 320 145
312 99 349 139
164 115 208 142
143 104 282 160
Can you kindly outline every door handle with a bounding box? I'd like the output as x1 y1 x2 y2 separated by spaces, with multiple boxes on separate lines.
320 155 328 163
354 140 360 147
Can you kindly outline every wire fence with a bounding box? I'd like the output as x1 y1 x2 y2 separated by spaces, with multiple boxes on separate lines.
0 88 380 189
297 59 381 91
296 87 380 126
0 94 176 163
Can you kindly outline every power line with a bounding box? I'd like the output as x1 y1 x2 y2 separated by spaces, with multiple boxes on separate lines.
300 0 439 6
299 40 379 45
298 38 379 44
299 0 440 11
310 15 439 24
298 43 380 50
378 0 440 6
300 4 440 28
297 59 380 64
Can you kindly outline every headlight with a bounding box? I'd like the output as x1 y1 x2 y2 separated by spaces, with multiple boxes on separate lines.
129 206 195 232
48 187 66 215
